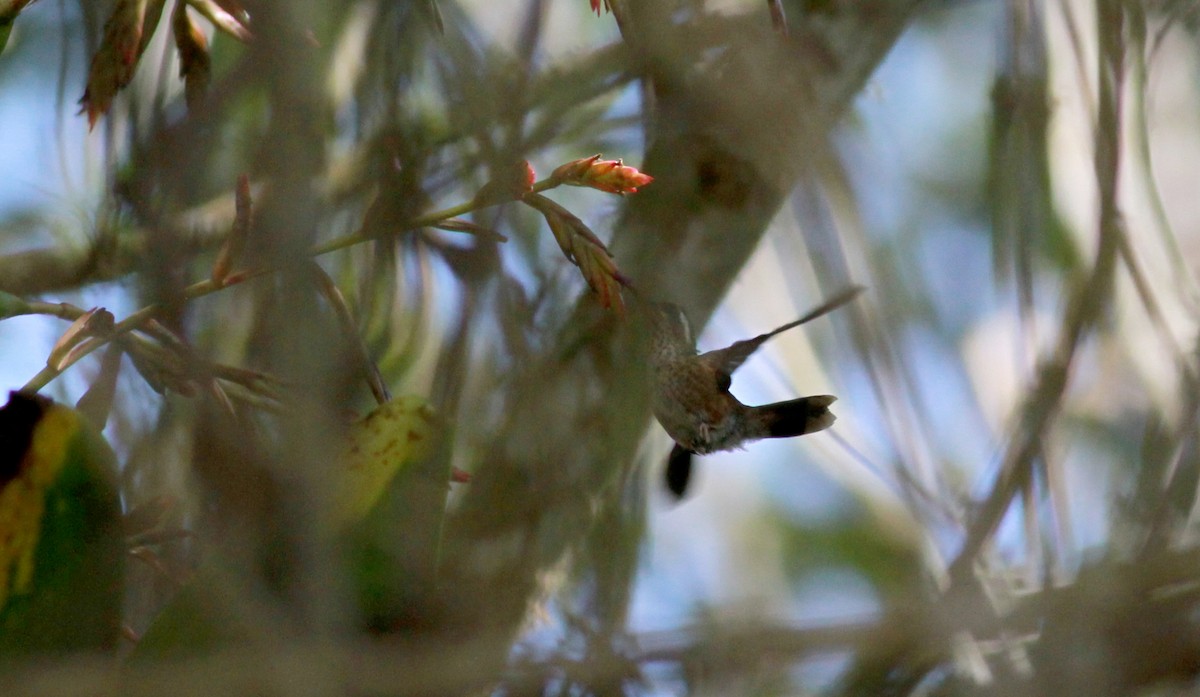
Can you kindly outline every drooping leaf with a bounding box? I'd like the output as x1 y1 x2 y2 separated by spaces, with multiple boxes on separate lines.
172 2 211 112
523 193 630 313
46 307 113 371
79 0 168 128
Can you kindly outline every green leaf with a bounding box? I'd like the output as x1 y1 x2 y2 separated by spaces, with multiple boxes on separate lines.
128 563 257 663
0 392 124 654
130 395 450 652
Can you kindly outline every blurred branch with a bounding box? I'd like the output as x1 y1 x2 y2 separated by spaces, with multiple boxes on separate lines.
947 0 1128 588
0 547 1195 695
14 170 604 392
0 617 939 697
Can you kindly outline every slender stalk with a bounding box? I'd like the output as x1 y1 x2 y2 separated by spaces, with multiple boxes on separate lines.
20 177 563 393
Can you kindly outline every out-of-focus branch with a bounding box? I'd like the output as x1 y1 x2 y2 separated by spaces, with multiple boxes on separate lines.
14 172 579 393
0 37 634 299
946 0 1127 588
0 620 903 697
0 195 244 297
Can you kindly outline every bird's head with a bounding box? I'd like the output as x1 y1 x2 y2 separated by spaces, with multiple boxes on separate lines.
645 302 695 356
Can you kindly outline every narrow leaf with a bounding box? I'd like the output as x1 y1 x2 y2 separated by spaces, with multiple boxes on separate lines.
79 0 158 129
47 308 113 371
75 345 123 430
172 2 211 111
434 219 507 243
211 175 252 284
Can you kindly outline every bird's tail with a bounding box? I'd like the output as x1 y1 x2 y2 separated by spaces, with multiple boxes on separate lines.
753 395 837 439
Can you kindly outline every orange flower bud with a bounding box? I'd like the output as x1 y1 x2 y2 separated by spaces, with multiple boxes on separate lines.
550 154 601 183
551 155 653 195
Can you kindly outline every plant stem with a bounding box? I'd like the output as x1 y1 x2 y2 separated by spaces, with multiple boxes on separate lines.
19 177 561 393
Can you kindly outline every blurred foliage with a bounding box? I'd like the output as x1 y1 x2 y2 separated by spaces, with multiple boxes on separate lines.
132 394 450 657
2 0 1200 695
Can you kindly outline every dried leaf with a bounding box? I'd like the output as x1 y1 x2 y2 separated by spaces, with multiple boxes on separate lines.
124 336 191 395
211 0 246 19
543 209 575 261
79 0 167 129
138 0 167 55
129 546 187 586
308 262 390 406
767 0 788 36
211 175 251 283
172 2 210 111
205 379 237 417
211 364 279 395
126 527 192 547
47 308 113 371
522 193 629 312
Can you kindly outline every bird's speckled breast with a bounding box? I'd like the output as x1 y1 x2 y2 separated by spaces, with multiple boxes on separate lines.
650 357 743 454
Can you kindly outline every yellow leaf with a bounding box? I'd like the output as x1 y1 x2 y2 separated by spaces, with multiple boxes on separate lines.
334 395 438 528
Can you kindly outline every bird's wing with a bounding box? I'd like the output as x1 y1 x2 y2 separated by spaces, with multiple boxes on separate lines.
699 334 772 384
699 285 865 379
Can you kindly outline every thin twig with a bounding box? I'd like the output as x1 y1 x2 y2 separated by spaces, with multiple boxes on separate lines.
18 176 566 393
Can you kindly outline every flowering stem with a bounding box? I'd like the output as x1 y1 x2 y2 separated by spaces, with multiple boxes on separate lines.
20 176 564 393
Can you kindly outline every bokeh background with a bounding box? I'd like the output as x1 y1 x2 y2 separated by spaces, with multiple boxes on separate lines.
3 0 1200 694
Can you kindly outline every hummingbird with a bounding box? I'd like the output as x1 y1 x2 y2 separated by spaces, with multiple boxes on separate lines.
646 286 863 499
